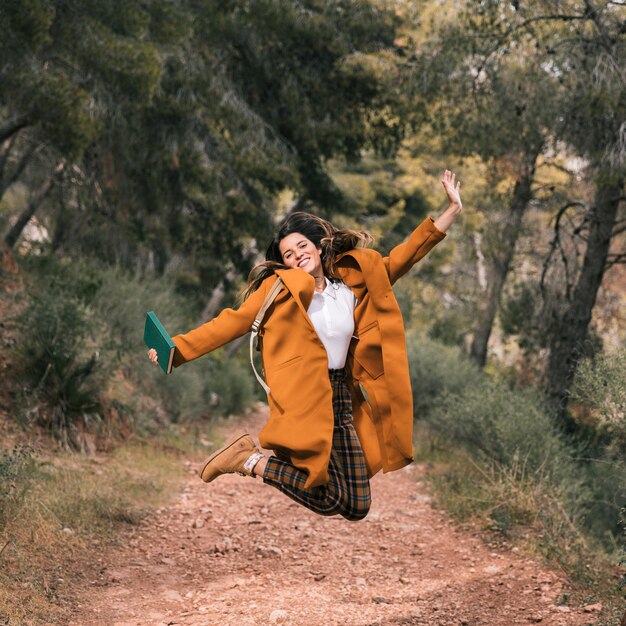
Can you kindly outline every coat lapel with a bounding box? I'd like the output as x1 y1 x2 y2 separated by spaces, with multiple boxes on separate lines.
275 268 316 330
337 248 384 302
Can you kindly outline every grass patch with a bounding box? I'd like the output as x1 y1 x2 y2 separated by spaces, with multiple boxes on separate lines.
408 334 626 621
414 422 625 618
0 424 216 626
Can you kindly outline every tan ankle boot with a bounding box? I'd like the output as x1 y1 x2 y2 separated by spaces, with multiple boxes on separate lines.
199 431 262 483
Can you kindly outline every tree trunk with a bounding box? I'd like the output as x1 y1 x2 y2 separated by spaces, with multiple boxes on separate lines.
469 154 538 367
546 176 624 422
199 279 228 324
3 161 65 249
0 142 39 200
0 136 17 181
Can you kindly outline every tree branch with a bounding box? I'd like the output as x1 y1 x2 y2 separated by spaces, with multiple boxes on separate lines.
473 10 591 87
612 221 626 237
4 160 66 249
0 116 29 144
540 201 587 299
605 253 626 268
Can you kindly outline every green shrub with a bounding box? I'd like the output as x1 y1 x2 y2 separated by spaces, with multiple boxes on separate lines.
15 274 110 448
428 380 569 476
153 352 255 423
13 257 257 443
425 375 625 551
619 506 626 599
0 446 37 535
89 266 256 424
570 348 626 451
406 332 482 419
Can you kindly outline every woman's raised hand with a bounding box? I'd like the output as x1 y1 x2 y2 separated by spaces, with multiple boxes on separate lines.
147 348 159 366
433 170 463 233
441 169 462 210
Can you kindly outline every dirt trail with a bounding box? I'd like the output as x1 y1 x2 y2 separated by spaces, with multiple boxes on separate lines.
70 409 595 626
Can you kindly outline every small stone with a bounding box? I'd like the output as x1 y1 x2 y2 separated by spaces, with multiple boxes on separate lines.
162 589 182 601
269 609 289 624
582 603 602 613
62 527 74 534
555 606 571 613
372 596 393 604
160 557 176 566
256 545 282 558
399 576 410 584
527 616 543 623
192 518 205 529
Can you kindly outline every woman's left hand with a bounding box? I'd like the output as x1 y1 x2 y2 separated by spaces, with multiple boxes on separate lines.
433 170 463 233
441 169 462 210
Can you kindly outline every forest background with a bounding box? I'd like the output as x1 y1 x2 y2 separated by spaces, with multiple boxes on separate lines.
0 0 624 623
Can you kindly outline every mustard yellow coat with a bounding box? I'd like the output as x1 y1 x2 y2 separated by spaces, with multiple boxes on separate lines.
172 217 446 488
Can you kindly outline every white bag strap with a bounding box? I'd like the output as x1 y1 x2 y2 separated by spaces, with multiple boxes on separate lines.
249 277 284 394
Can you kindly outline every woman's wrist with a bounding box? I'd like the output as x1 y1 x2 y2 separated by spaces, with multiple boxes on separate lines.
434 203 462 233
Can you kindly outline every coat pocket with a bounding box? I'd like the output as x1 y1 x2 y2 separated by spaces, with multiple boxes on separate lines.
352 320 384 380
273 354 304 372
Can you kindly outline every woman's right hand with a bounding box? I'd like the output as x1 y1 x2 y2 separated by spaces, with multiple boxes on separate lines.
147 348 159 366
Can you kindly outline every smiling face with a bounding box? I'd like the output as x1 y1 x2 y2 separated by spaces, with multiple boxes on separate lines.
278 232 323 278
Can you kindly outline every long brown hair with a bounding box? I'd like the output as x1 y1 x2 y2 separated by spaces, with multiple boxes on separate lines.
239 212 373 301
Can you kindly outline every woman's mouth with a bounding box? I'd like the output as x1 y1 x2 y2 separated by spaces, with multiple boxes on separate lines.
297 258 310 268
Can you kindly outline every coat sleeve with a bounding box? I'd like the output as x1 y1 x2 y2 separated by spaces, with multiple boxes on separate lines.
171 276 275 367
383 217 446 285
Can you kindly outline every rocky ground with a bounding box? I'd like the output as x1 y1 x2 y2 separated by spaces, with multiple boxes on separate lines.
68 410 600 626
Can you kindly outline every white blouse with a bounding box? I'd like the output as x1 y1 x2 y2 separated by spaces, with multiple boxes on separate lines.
307 277 357 369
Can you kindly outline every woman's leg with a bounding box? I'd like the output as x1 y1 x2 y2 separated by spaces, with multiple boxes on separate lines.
261 370 371 521
331 414 371 521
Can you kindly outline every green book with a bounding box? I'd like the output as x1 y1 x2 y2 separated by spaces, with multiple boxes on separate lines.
144 311 176 374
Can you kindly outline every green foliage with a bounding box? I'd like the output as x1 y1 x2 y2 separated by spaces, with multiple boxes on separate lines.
155 354 255 424
418 347 626 551
620 506 626 594
570 348 626 451
1 0 411 299
0 446 36 535
15 261 109 447
500 282 540 340
429 379 570 478
86 263 255 424
406 332 482 419
427 312 468 348
330 154 432 247
13 256 257 445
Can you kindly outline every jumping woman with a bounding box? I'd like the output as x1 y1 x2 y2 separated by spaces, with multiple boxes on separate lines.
148 170 463 521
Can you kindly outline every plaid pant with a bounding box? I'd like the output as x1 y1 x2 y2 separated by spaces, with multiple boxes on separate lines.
262 369 371 521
